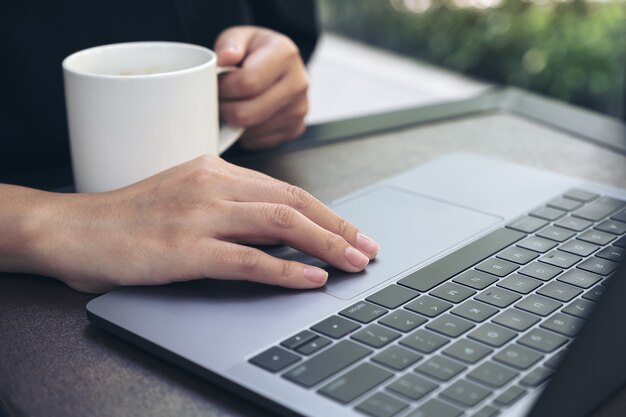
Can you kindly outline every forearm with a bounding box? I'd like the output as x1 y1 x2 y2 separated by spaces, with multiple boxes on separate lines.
0 184 57 275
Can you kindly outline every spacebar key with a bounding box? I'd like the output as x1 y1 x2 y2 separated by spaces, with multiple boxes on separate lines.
399 228 525 292
283 340 372 387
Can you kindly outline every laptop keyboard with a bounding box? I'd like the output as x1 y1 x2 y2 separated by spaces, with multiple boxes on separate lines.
249 189 626 417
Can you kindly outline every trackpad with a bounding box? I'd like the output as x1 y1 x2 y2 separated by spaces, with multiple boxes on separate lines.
320 187 500 299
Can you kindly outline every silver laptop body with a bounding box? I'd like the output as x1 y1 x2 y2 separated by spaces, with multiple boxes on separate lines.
87 153 626 417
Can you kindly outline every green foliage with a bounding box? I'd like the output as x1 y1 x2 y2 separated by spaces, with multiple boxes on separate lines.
318 0 626 118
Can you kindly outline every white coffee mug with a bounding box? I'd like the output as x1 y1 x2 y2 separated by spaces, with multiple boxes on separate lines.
63 41 243 193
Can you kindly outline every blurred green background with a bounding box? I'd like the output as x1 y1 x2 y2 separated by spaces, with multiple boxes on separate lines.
318 0 626 119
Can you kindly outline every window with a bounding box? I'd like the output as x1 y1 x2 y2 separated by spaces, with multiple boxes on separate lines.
319 0 626 119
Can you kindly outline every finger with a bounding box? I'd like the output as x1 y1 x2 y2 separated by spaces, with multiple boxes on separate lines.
214 202 370 272
213 26 256 67
218 33 300 99
201 240 328 289
238 92 307 145
222 176 380 259
220 68 308 128
178 155 380 259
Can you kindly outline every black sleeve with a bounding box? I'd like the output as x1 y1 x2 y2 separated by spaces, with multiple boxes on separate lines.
247 0 320 63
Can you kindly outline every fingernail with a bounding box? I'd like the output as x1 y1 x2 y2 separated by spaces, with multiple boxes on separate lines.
356 233 379 257
220 45 241 54
304 267 328 284
345 247 370 269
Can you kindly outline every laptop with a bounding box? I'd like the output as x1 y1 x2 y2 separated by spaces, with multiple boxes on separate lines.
87 153 626 417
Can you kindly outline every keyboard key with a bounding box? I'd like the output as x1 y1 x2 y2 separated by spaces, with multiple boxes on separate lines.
312 316 360 339
426 314 475 338
296 336 332 355
537 226 576 242
430 282 476 303
281 330 317 350
283 340 372 387
562 298 595 318
518 261 562 281
497 246 539 265
405 399 462 417
577 230 616 246
554 216 593 232
563 189 599 203
416 355 466 381
406 295 452 317
547 197 582 211
595 219 626 235
475 287 521 308
453 270 498 290
573 196 625 221
451 299 498 322
578 257 620 276
352 324 401 348
507 216 548 233
596 246 625 263
520 367 553 387
320 362 392 404
476 257 519 277
366 285 419 309
356 392 409 417
379 309 426 332
473 405 500 417
249 346 301 372
517 236 557 253
468 361 518 388
441 380 491 407
443 339 492 364
616 236 626 248
536 281 582 302
400 329 449 354
518 329 568 353
582 285 605 302
494 385 527 406
530 206 566 221
372 345 422 371
387 373 438 401
541 313 584 337
497 274 542 294
469 323 516 347
398 228 525 292
494 344 543 370
493 308 540 331
340 301 388 324
558 239 599 257
539 250 581 269
515 294 562 317
557 269 602 288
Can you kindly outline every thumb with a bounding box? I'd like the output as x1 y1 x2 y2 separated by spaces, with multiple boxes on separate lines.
214 26 257 67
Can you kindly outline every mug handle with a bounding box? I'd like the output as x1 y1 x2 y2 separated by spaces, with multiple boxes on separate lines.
216 65 245 154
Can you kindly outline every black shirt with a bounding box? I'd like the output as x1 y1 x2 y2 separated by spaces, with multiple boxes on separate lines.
0 0 318 183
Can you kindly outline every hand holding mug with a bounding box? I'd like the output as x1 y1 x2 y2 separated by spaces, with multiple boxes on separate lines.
215 26 310 150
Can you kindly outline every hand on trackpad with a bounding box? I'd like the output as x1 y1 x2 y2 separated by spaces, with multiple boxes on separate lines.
273 187 500 300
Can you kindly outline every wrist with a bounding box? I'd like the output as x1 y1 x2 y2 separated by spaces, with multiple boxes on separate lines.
0 185 66 276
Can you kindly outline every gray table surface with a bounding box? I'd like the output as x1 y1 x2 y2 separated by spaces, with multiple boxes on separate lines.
1 111 626 417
